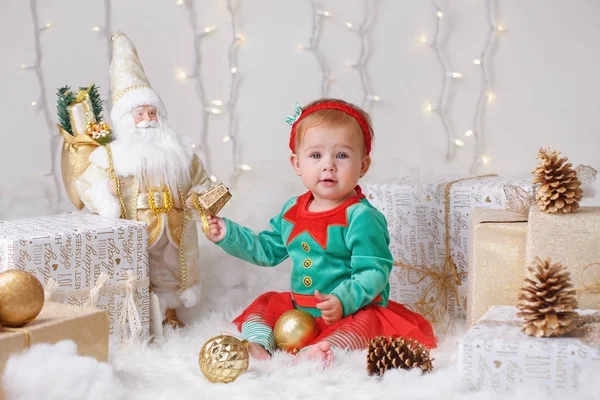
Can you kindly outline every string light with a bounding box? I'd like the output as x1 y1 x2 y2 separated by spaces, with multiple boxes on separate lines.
22 0 60 210
467 0 504 172
226 0 250 181
102 0 113 113
179 0 218 177
297 1 333 96
91 26 101 32
344 0 380 110
422 0 462 161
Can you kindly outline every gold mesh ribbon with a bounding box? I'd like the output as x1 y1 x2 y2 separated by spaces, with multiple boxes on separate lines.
394 174 498 331
105 144 128 219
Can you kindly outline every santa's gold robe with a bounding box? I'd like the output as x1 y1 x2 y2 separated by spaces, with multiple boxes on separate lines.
76 147 211 296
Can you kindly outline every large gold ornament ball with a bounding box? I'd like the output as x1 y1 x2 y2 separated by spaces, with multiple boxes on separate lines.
199 335 249 383
0 269 45 327
274 309 321 354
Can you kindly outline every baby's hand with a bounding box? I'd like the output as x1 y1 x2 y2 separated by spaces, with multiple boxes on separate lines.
315 290 343 325
205 215 226 243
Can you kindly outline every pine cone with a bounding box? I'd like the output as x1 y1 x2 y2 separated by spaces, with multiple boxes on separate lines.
366 336 434 376
392 337 434 373
517 257 579 337
532 148 583 214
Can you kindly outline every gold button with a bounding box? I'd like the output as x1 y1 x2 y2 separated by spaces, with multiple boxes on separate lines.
303 276 312 287
303 259 312 268
301 242 310 252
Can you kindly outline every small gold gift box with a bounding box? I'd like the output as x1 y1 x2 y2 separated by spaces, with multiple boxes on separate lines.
467 209 528 326
195 184 232 216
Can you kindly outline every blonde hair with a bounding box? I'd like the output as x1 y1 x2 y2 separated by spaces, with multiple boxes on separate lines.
293 98 374 154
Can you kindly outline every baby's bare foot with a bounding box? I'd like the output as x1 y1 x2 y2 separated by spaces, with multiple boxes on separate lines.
294 341 334 367
247 342 270 360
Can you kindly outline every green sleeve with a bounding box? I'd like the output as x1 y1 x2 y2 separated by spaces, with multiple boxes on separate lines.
330 206 393 317
215 199 295 267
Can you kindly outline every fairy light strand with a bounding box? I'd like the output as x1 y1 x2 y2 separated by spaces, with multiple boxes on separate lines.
345 0 379 110
468 0 504 173
422 0 463 162
298 1 332 97
180 0 216 179
26 0 61 209
103 0 113 113
226 0 250 181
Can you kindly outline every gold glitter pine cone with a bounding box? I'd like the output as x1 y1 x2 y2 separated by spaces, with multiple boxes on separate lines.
366 336 434 376
517 257 579 337
532 147 583 214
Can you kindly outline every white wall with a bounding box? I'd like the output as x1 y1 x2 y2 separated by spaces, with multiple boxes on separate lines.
1 0 599 221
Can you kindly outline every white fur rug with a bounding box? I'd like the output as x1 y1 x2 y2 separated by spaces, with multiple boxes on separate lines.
4 243 600 400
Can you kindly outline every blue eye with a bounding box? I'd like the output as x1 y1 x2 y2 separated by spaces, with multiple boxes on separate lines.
310 153 321 159
336 153 348 159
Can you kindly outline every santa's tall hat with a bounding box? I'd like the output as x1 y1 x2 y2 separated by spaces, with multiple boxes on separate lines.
109 31 167 124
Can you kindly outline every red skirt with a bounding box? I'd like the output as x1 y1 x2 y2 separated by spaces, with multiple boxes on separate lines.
232 291 437 350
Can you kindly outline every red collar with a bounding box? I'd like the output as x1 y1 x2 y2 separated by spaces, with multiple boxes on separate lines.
282 186 365 249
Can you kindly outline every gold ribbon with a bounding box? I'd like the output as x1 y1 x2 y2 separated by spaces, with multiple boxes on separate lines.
578 263 600 294
191 192 210 234
395 260 466 329
0 326 32 349
394 174 498 330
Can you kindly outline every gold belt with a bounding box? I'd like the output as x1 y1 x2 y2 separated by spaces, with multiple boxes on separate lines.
138 188 180 213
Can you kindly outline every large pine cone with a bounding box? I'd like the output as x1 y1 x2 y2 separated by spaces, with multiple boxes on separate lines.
392 337 434 373
532 147 582 214
517 257 579 337
367 336 434 376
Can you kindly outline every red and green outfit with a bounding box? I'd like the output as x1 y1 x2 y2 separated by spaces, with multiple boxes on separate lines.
216 186 437 353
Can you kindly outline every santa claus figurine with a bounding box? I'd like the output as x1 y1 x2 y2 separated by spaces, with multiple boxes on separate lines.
76 32 213 332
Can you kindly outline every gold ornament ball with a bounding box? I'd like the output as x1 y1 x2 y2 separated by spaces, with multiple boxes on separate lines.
101 123 110 131
93 124 102 132
85 126 93 135
274 309 320 354
199 335 249 383
0 270 45 327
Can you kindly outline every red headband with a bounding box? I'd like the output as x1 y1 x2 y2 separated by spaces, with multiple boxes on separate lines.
288 101 372 155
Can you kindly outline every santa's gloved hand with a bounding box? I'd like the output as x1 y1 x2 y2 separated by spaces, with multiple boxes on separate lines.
107 177 125 195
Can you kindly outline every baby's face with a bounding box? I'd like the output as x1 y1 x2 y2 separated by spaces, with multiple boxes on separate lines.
291 125 370 204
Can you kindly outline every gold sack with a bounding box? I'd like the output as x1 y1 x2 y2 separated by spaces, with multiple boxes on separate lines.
58 124 100 210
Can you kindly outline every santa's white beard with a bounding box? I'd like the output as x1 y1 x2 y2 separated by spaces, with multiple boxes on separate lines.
114 117 193 195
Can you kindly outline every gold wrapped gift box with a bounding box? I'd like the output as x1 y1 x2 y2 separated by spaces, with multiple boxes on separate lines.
526 206 600 309
0 302 109 376
467 209 528 326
